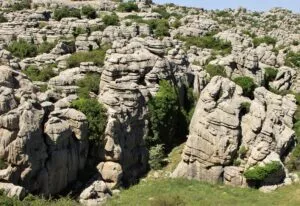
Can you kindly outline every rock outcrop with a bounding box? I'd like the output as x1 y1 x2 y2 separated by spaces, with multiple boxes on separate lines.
0 66 89 197
173 77 297 188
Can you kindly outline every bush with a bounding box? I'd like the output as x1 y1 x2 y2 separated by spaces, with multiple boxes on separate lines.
81 5 97 19
23 65 56 82
0 159 6 169
154 19 170 37
149 144 165 170
102 13 119 26
147 80 186 151
72 27 86 37
71 98 107 143
76 73 101 98
0 14 8 23
53 7 81 21
37 41 56 54
287 144 300 171
264 67 278 87
238 145 248 158
7 39 37 59
117 1 139 12
204 64 227 78
11 0 31 11
240 102 251 115
244 161 282 182
233 77 256 98
152 7 171 19
177 35 232 55
253 36 277 47
285 51 300 68
67 45 109 68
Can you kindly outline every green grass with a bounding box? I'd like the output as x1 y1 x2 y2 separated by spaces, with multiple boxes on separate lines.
0 193 79 206
108 178 300 206
67 45 110 68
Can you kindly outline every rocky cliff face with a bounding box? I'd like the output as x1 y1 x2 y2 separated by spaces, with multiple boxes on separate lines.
0 0 299 203
0 65 89 196
173 76 297 189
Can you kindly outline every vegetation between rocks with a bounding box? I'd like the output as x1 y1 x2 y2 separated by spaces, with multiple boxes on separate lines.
23 65 56 82
244 161 283 182
67 44 110 68
71 98 107 143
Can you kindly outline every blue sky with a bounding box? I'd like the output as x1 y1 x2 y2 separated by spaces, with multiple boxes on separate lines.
153 0 300 12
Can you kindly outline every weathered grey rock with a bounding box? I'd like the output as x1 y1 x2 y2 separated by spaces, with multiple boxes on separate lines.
270 66 296 91
0 65 89 196
0 182 26 199
172 76 246 183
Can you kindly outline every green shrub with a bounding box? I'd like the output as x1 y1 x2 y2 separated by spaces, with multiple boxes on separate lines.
7 39 37 59
81 5 97 19
71 98 107 143
117 1 139 12
23 65 55 82
53 7 81 21
233 76 256 98
285 51 300 68
240 102 251 115
264 67 278 87
0 159 6 169
204 64 227 78
154 19 170 37
253 36 277 47
102 13 119 26
67 45 109 68
11 0 31 11
72 27 86 37
147 80 187 152
76 73 101 98
171 19 181 28
244 161 282 182
177 35 232 55
149 144 165 170
125 14 143 20
0 13 8 23
238 145 248 158
152 7 171 19
37 41 56 54
287 144 300 171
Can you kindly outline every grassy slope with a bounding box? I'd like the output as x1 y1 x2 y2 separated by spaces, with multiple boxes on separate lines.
108 143 300 206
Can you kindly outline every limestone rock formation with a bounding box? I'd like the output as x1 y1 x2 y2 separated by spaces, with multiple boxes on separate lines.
0 65 89 196
173 78 297 188
172 76 246 183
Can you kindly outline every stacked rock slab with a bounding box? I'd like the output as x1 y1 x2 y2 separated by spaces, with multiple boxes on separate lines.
173 76 297 188
0 65 89 197
172 76 246 183
96 37 189 188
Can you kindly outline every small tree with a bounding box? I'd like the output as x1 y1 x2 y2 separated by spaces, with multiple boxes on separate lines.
71 98 107 143
148 80 181 151
149 144 165 170
233 76 256 98
82 5 97 19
